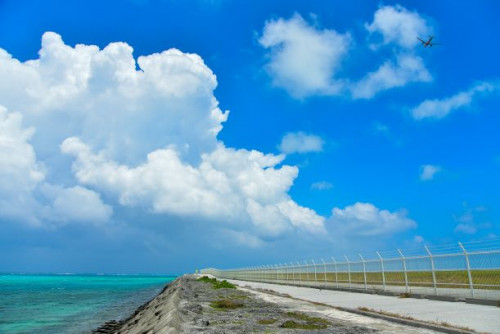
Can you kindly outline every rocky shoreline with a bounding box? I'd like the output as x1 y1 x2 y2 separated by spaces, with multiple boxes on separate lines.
92 275 439 333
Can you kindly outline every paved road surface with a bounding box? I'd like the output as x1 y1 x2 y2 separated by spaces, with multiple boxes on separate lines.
228 279 500 333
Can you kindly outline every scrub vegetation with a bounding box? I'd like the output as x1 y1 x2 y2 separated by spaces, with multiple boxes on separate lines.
197 276 236 289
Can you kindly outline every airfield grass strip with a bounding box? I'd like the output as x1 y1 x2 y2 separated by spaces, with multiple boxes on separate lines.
248 270 500 290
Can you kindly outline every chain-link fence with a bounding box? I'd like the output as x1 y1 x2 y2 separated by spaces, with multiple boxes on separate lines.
202 240 500 300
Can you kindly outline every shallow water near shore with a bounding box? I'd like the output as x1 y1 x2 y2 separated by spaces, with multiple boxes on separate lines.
0 274 176 334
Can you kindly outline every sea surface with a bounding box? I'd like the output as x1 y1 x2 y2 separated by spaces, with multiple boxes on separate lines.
0 274 177 334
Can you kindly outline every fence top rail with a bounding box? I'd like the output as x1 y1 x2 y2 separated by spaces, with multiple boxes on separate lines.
204 239 500 272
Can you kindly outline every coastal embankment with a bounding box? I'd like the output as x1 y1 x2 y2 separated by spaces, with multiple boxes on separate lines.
93 275 450 333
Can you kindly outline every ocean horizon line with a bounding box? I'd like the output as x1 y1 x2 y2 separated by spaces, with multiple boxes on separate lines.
0 272 181 276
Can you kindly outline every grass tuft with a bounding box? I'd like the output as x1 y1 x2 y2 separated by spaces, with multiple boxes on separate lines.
213 280 236 289
197 276 217 283
399 292 411 298
286 312 329 324
258 318 277 325
210 299 243 309
280 320 327 329
279 312 329 329
197 276 236 289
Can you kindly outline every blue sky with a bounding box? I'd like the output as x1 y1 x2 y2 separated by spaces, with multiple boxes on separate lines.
0 0 499 274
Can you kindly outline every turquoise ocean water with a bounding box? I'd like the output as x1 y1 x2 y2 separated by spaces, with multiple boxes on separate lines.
0 274 177 334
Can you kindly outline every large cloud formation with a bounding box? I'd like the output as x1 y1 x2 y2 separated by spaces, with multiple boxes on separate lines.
0 32 417 248
0 32 325 241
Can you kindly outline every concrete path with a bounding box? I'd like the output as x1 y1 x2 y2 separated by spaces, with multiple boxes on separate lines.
228 279 500 334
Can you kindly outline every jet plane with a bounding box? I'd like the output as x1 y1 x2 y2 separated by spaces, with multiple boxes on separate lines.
417 36 440 47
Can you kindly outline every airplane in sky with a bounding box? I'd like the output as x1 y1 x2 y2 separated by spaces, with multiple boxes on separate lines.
417 36 440 47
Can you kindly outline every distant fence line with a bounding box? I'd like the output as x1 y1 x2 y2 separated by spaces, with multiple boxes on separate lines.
202 240 500 300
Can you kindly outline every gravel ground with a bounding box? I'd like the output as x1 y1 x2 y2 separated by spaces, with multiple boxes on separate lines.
93 275 441 333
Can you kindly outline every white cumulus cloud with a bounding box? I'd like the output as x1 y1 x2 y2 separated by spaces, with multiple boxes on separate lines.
351 5 433 98
420 164 441 181
61 137 325 236
411 82 497 120
278 131 324 154
259 14 351 98
365 5 431 49
327 202 417 237
0 106 44 224
0 105 112 226
0 32 228 166
351 54 431 99
40 184 113 225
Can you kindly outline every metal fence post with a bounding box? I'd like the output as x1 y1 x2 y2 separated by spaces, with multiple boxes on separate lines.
304 260 309 283
321 258 327 287
424 246 437 295
291 262 295 285
344 255 352 288
459 242 474 297
275 264 279 282
297 262 302 283
376 251 386 291
398 249 409 293
359 254 367 290
332 257 338 288
312 259 318 285
295 262 300 284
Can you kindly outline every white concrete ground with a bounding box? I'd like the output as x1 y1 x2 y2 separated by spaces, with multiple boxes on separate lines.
228 279 500 334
